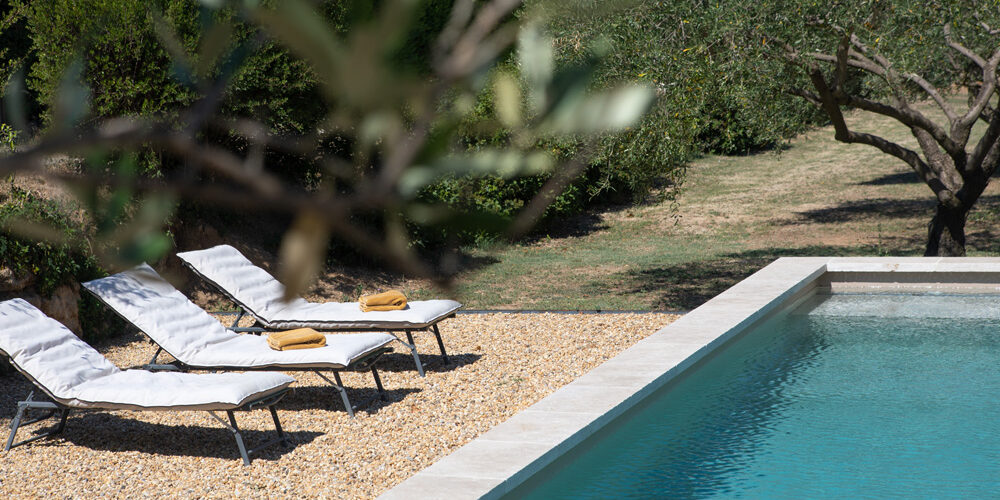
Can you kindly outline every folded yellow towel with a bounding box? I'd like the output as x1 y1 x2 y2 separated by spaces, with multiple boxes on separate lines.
267 328 327 351
359 290 407 312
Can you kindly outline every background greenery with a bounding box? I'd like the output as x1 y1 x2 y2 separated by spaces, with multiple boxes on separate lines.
5 0 992 327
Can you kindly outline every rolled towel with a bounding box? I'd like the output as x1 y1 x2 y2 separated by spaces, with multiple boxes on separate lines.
267 328 327 351
359 290 407 312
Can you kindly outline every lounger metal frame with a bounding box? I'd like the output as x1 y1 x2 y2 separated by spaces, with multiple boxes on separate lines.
2 355 292 466
179 251 455 377
84 288 392 418
143 342 391 418
228 309 454 377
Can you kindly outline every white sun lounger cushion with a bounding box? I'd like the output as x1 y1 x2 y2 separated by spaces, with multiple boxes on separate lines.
176 245 462 330
82 264 396 369
0 299 294 411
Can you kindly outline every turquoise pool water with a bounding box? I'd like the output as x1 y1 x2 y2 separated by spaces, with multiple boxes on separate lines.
509 293 1000 498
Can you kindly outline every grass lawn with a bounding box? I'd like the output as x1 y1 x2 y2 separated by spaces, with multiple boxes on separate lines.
442 98 1000 310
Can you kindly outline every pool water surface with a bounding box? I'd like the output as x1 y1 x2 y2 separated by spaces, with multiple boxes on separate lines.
510 293 1000 498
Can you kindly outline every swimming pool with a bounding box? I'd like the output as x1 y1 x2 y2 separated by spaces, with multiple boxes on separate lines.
509 292 1000 498
381 258 1000 499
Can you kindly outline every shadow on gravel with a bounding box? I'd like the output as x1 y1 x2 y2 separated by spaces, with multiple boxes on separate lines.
376 352 482 374
611 244 926 311
0 371 34 420
278 385 421 413
47 412 319 462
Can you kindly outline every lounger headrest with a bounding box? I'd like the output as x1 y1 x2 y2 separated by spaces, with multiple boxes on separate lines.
0 298 120 398
82 264 235 359
176 245 307 319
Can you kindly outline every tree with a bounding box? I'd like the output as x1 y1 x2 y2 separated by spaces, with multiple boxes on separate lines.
0 0 654 295
767 2 1000 256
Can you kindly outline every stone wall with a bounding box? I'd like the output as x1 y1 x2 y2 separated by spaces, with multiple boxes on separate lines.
0 267 82 335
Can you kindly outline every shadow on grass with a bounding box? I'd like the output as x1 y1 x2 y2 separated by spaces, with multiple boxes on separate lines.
610 244 927 311
856 171 919 186
524 211 611 242
791 194 1000 225
791 197 935 223
966 227 1000 253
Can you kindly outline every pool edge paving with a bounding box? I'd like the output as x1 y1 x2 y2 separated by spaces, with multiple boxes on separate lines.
377 257 1000 500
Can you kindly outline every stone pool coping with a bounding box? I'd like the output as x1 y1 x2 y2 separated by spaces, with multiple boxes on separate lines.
379 257 1000 499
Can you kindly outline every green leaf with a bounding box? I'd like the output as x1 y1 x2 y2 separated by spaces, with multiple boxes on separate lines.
50 59 90 132
399 150 554 198
543 84 655 135
494 72 523 128
151 9 196 87
518 22 554 114
104 194 176 266
2 68 27 136
250 0 344 100
196 21 235 79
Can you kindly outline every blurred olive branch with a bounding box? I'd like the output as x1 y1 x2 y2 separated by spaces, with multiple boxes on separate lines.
0 0 654 297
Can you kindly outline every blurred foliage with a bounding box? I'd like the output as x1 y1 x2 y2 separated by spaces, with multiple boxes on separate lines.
0 0 656 295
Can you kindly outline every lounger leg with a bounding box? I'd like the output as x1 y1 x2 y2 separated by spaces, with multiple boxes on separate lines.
332 372 355 418
403 331 426 377
431 324 450 364
207 391 291 466
269 406 290 447
226 411 252 466
141 346 182 371
53 408 70 435
4 393 70 452
148 346 163 365
371 367 386 400
232 310 246 329
314 371 355 418
4 402 26 452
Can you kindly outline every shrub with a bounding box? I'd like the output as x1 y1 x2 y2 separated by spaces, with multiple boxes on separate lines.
0 186 130 342
21 0 325 173
0 186 100 295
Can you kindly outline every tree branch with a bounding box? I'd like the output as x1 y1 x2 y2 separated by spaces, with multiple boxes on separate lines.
787 86 822 107
974 13 1000 36
847 32 957 123
956 48 1000 132
969 109 1000 175
803 66 960 209
806 51 962 158
944 23 987 68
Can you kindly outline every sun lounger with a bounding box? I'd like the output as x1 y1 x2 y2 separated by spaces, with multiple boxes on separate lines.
176 245 463 376
0 298 294 465
82 264 396 417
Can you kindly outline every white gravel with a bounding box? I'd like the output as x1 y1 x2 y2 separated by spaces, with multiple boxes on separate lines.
0 312 677 498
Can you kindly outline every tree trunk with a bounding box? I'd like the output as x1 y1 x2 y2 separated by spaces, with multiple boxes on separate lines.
925 203 968 256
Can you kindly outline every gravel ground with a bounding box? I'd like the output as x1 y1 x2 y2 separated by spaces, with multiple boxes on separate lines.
0 312 677 499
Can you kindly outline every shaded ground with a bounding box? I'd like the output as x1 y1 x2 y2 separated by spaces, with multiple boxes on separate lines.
169 95 1000 312
446 95 1000 310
